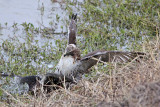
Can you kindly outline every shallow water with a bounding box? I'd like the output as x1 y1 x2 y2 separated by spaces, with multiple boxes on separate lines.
0 0 72 64
0 0 68 28
0 0 69 45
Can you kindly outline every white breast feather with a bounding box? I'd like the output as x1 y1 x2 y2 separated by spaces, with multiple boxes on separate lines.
55 55 78 76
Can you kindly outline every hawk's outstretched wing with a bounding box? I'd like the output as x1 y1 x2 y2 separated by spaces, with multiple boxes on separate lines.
68 14 77 45
78 50 145 72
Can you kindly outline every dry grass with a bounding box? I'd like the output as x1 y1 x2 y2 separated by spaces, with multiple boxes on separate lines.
2 38 160 107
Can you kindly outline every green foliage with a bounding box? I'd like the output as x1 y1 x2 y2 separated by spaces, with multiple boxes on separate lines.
0 88 3 97
66 0 160 51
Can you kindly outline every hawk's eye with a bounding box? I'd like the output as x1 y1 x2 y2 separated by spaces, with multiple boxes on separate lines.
64 52 74 57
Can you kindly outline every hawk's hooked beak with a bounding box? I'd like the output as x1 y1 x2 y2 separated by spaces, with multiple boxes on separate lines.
64 51 74 57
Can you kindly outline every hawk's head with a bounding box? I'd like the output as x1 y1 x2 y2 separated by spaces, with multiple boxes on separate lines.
64 44 81 60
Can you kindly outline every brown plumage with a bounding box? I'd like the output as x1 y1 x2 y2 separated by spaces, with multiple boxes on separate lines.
60 44 145 79
68 14 77 45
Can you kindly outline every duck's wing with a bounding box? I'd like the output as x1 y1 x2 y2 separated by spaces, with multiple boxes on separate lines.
68 14 77 45
20 76 41 92
20 73 75 94
79 50 145 72
42 73 75 92
44 73 74 84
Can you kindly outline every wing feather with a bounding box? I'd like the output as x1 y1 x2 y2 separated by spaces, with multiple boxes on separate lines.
68 14 77 45
79 50 145 72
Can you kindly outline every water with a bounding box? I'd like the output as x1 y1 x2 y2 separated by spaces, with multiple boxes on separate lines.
0 0 68 28
0 0 69 44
